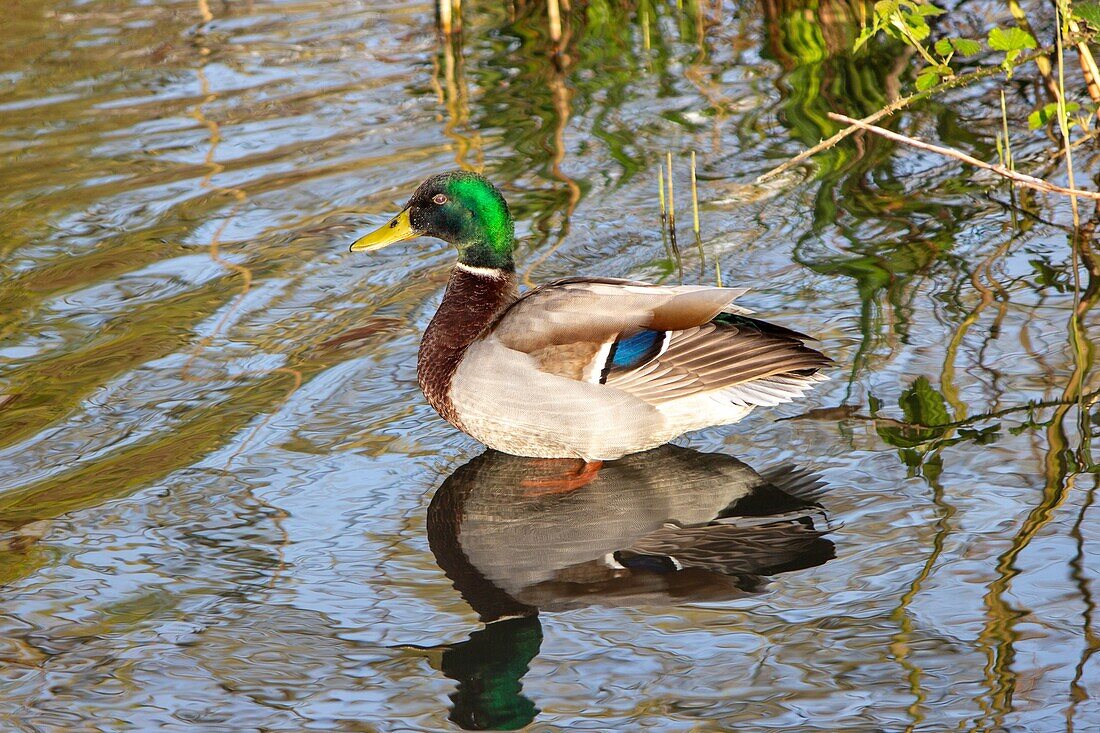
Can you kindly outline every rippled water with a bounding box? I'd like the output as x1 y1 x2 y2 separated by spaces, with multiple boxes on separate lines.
3 1 1100 730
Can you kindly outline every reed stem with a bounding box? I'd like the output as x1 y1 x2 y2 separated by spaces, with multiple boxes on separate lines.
548 0 562 43
439 0 452 35
666 151 677 240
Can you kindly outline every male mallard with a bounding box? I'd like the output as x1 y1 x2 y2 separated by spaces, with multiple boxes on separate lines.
351 171 830 460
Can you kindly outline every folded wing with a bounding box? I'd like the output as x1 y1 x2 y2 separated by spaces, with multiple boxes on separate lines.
491 277 830 410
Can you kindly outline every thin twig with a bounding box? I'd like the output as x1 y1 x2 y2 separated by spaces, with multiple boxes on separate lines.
827 112 1100 201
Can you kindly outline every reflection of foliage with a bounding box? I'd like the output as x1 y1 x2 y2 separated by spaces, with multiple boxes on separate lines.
874 377 1000 472
877 376 950 448
761 0 900 180
761 2 963 364
1029 256 1074 293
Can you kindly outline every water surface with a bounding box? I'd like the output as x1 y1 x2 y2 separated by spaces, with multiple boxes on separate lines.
2 1 1100 730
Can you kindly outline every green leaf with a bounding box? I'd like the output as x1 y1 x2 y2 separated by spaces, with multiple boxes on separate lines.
898 15 931 42
1074 2 1100 30
1029 102 1061 129
912 2 946 17
916 70 940 90
935 38 982 57
988 26 1038 52
873 0 901 19
854 26 876 52
877 377 953 448
922 454 943 481
951 38 982 56
1029 101 1082 129
899 377 950 427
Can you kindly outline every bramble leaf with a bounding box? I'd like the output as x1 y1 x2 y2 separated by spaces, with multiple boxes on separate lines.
912 2 946 17
916 70 940 90
1029 101 1081 129
988 27 1037 52
950 38 982 56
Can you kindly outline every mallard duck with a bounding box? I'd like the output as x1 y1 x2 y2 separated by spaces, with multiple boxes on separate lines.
351 171 831 460
419 446 833 731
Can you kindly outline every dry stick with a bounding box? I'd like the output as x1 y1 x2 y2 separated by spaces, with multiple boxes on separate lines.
667 151 677 239
1074 34 1100 114
827 112 1100 201
754 50 1053 185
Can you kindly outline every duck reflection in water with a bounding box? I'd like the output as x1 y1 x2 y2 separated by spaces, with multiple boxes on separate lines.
421 444 836 731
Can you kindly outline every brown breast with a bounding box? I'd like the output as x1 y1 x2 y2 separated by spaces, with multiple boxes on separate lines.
417 266 518 428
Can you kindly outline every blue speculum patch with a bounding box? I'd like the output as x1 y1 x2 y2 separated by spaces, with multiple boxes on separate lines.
610 329 664 369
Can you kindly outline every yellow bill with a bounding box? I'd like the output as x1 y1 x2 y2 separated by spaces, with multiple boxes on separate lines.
350 209 421 252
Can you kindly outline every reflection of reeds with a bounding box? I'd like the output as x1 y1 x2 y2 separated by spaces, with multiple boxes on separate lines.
889 464 955 733
183 65 252 381
522 61 582 286
1067 473 1100 729
973 201 1100 732
437 31 482 169
997 90 1014 173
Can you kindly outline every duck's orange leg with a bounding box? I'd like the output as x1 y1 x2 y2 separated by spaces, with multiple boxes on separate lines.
520 460 604 496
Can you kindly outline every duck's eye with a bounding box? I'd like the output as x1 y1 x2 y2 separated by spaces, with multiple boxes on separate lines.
432 194 448 205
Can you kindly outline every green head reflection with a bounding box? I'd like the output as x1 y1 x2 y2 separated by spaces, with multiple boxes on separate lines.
442 616 543 731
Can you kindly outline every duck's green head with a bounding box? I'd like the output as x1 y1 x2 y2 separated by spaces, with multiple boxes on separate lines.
351 171 515 271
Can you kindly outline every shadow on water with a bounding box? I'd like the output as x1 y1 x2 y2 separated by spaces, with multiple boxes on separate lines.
422 445 835 730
